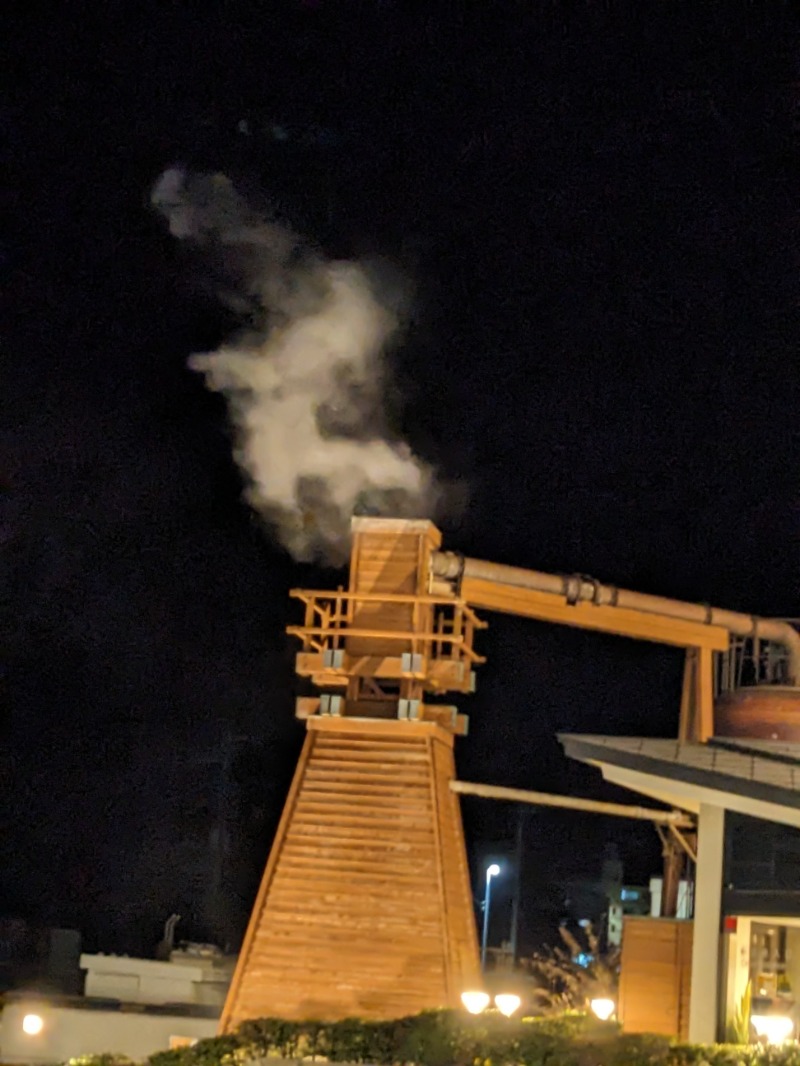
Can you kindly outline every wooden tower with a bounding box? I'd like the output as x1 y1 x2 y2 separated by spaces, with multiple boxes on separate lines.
219 519 485 1029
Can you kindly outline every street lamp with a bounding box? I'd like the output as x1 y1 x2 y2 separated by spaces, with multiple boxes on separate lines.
590 997 616 1022
751 1015 794 1046
461 990 491 1014
481 863 501 969
494 993 522 1017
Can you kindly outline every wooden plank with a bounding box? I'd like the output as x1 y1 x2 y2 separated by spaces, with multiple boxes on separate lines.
300 787 431 803
265 887 439 909
290 808 436 830
306 762 431 778
314 736 435 752
301 781 430 799
272 858 440 882
307 716 453 744
306 754 430 771
287 824 436 844
253 937 446 960
263 909 445 932
281 839 430 858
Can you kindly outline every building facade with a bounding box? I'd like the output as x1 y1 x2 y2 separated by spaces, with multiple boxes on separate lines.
561 734 800 1043
0 948 234 1064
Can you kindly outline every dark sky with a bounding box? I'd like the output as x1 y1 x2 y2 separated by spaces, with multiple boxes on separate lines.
4 3 799 958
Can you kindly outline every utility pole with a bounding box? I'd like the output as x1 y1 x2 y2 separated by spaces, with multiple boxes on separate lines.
508 807 525 964
205 731 253 944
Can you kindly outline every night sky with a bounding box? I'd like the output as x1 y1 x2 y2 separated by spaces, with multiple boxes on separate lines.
4 3 799 959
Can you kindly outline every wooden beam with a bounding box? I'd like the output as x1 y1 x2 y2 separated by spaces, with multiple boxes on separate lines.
450 779 694 826
460 577 729 651
678 648 698 741
696 645 715 742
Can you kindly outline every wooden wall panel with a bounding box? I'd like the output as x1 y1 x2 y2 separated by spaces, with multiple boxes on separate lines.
619 917 693 1039
347 520 440 658
219 717 480 1030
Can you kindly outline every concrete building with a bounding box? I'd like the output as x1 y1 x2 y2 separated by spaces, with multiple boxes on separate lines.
561 734 800 1043
563 848 651 948
0 948 235 1064
81 948 234 1007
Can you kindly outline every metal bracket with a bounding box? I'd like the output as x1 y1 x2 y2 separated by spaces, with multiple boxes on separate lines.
320 694 343 716
398 698 421 720
400 652 424 674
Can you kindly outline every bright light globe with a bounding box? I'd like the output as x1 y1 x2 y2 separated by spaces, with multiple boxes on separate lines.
461 990 491 1014
751 1014 794 1046
23 1014 44 1036
495 993 522 1017
590 998 616 1021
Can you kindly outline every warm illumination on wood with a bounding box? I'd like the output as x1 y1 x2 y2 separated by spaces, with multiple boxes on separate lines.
220 520 481 1029
219 718 480 1028
619 917 693 1039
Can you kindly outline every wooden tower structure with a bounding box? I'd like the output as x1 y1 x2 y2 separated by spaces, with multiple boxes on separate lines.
220 512 798 1028
219 519 485 1029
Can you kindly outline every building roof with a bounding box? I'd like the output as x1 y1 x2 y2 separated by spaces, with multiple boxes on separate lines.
558 735 800 817
2 990 220 1017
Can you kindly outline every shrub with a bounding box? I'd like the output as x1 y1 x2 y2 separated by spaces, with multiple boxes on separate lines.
59 1009 800 1066
527 924 620 1014
67 1057 137 1066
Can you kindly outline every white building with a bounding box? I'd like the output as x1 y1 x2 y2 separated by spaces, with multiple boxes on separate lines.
0 948 235 1064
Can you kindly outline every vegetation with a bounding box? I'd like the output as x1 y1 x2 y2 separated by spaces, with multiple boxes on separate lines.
66 1010 800 1066
526 923 620 1012
728 981 753 1045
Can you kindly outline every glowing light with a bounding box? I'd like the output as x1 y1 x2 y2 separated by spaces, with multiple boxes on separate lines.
461 990 490 1014
751 1014 794 1045
494 993 522 1017
22 1014 44 1036
486 864 500 878
590 998 616 1021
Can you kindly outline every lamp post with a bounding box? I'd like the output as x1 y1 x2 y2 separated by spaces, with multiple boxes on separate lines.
481 863 500 969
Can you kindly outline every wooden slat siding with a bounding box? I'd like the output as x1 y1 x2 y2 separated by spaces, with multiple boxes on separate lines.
676 921 693 1041
619 917 694 1038
218 717 480 1029
430 734 482 993
347 521 441 659
218 724 315 1034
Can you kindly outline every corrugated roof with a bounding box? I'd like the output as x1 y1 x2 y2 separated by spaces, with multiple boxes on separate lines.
558 734 800 810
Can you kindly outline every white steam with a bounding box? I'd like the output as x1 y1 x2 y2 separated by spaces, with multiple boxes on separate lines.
151 168 440 564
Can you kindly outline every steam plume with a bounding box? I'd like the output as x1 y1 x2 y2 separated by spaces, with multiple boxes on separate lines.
152 168 440 564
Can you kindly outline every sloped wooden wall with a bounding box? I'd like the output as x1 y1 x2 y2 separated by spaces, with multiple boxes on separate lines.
219 716 480 1029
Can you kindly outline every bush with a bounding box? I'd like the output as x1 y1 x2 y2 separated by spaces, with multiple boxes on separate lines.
66 1057 137 1066
67 1010 800 1066
149 1038 241 1066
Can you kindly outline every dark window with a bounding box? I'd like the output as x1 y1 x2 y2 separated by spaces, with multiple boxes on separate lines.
726 813 800 892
